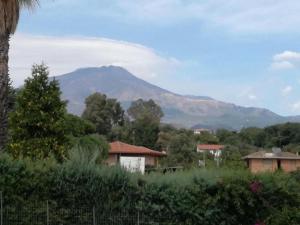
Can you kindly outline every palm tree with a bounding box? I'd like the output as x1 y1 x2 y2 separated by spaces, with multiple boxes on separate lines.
0 0 38 150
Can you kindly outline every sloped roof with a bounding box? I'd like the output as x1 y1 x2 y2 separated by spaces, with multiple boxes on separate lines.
197 144 224 151
109 141 166 157
243 151 300 160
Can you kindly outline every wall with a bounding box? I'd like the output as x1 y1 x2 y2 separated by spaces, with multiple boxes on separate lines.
145 156 156 166
249 159 277 173
280 159 300 172
107 154 118 166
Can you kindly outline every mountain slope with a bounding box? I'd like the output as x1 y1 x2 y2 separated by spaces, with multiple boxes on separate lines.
55 66 300 129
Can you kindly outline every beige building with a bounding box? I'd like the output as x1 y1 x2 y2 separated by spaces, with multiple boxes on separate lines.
107 141 166 173
243 151 300 173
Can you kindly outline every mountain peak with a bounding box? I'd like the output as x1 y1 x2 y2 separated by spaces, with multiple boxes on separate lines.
55 66 300 129
73 65 133 76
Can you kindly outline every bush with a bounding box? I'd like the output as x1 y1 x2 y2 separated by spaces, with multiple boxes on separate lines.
0 155 299 225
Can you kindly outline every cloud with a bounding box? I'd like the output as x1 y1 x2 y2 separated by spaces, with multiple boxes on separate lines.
35 0 300 34
9 33 181 86
248 94 257 100
292 101 300 112
273 51 300 62
64 0 300 33
271 61 295 70
270 51 300 70
281 85 293 96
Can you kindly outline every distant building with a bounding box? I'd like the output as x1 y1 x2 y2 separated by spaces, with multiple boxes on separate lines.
194 128 213 135
197 144 224 158
107 141 166 174
197 144 225 167
243 151 300 173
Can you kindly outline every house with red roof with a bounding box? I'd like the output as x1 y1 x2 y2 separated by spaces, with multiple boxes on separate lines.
107 141 166 174
197 144 225 167
197 144 224 158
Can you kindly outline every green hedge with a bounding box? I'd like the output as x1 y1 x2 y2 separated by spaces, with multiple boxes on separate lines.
0 155 299 225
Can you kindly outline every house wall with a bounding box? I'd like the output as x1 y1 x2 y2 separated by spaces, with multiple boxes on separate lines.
281 159 300 172
145 156 157 166
107 154 118 166
107 154 160 167
249 159 277 173
249 159 300 173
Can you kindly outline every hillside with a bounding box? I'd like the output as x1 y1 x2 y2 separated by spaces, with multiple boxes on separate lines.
55 66 300 129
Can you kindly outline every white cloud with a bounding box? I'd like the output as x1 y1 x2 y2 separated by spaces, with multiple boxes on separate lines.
281 85 293 96
271 61 295 70
292 101 300 111
270 51 300 70
38 0 300 34
74 0 300 33
248 94 257 100
9 33 181 86
273 51 300 62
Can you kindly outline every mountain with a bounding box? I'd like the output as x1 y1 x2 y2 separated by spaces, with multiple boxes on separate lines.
55 66 300 129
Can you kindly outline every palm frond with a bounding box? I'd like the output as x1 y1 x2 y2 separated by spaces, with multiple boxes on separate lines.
0 0 39 35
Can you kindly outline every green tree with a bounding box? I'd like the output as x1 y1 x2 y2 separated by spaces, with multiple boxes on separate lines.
82 93 124 136
69 134 109 165
163 133 197 167
131 116 160 149
7 79 17 113
65 114 96 138
239 127 266 147
0 0 39 151
8 64 68 160
194 131 219 144
126 99 164 149
127 99 164 122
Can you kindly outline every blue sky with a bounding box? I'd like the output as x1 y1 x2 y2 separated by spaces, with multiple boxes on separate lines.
9 0 300 116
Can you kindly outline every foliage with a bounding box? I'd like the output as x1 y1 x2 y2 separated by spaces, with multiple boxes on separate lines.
7 79 17 113
64 114 96 137
8 64 68 161
68 134 109 165
0 156 299 225
127 99 163 122
160 130 197 168
82 93 124 136
216 123 300 152
130 116 160 149
194 131 219 144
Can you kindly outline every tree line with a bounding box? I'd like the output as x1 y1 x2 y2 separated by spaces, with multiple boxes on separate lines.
4 64 300 169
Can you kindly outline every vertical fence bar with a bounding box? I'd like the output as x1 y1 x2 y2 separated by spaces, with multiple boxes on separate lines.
137 211 140 225
93 206 96 225
46 200 49 225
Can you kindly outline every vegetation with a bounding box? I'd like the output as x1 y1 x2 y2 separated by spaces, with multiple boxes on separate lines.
127 98 163 122
0 155 299 225
8 65 69 161
82 92 124 136
3 62 300 223
0 0 39 151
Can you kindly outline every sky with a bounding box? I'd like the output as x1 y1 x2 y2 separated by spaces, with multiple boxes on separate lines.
9 0 300 116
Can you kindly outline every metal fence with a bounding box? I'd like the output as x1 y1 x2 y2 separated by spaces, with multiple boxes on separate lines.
0 192 186 225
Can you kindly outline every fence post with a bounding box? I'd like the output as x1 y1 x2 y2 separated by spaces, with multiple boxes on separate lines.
0 191 2 225
46 200 49 225
137 211 140 225
93 206 96 225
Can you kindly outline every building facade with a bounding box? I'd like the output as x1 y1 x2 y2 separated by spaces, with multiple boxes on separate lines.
107 141 166 173
243 151 300 173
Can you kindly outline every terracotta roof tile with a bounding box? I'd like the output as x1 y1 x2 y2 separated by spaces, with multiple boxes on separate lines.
109 141 166 157
197 144 224 151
